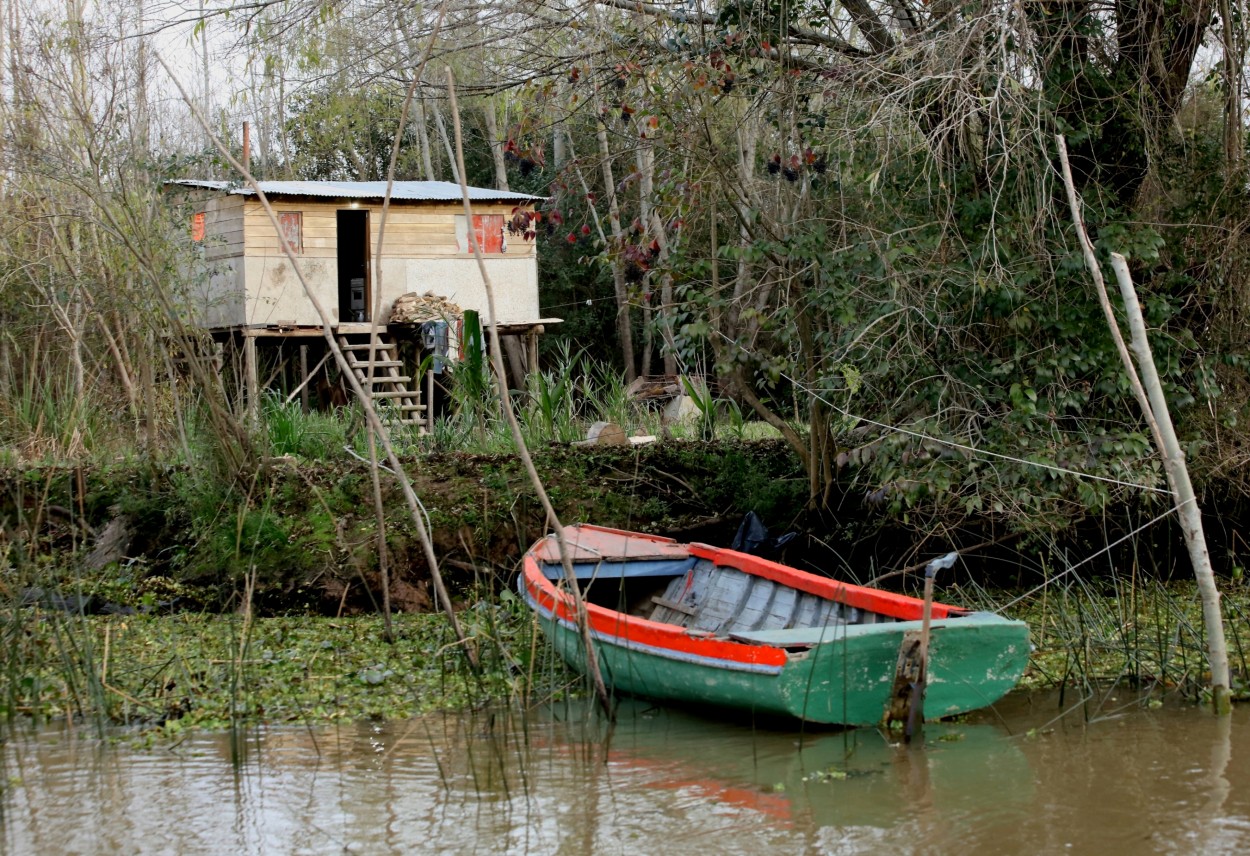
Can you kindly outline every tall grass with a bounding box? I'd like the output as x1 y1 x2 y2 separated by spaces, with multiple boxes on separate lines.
261 392 350 459
2 363 103 462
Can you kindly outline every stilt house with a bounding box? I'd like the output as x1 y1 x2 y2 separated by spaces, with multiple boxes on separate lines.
172 179 556 424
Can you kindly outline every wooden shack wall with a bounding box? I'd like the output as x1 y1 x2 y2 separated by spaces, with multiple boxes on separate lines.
235 199 539 328
187 194 247 328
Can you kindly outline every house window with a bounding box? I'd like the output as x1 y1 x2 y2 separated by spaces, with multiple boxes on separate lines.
475 215 504 253
191 212 205 242
278 211 303 254
458 214 505 254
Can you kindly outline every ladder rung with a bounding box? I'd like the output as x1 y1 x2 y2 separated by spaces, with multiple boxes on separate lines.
360 375 412 384
340 344 397 354
349 360 403 368
370 390 418 399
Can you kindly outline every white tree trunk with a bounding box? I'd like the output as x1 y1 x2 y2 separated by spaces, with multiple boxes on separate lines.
1110 253 1231 712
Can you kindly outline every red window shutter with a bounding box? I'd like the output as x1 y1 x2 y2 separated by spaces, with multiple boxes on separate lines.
473 215 504 253
278 211 303 254
191 212 205 242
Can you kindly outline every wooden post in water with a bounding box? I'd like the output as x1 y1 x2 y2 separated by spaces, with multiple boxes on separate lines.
884 552 957 742
1110 253 1231 713
909 553 957 741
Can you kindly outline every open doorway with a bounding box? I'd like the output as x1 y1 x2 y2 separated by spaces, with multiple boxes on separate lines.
336 209 370 322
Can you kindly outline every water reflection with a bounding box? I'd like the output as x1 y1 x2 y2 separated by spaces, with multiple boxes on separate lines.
2 691 1249 854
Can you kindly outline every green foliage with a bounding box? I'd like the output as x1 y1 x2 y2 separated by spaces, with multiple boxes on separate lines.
680 375 719 441
282 83 426 180
523 341 583 442
261 392 348 459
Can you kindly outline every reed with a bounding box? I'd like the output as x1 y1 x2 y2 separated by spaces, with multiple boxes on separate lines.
428 353 785 453
955 575 1249 703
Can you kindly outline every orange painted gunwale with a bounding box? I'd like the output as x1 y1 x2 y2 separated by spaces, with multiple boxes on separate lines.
522 524 966 667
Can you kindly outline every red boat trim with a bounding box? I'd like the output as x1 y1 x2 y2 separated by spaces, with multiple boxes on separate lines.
686 543 967 621
522 559 787 675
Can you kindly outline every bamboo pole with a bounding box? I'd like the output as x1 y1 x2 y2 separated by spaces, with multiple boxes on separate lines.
1110 252 1231 712
362 1 449 644
1057 135 1231 713
446 68 613 718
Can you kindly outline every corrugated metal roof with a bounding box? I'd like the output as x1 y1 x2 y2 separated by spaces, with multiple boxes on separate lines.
171 179 545 203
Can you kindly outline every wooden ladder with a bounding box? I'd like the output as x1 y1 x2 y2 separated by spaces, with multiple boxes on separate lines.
336 332 425 426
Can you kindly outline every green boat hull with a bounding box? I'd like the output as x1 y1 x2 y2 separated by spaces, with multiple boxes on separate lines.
538 611 1029 726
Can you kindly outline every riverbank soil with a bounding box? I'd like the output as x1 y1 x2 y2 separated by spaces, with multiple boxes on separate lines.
0 441 807 614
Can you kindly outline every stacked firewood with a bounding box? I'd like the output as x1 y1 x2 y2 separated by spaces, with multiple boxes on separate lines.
389 291 463 324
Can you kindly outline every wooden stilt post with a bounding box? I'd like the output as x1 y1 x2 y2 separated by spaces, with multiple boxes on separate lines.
426 368 435 434
527 326 540 375
244 331 258 424
299 344 310 414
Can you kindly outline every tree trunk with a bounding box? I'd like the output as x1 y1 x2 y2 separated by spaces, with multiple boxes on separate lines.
592 120 637 381
483 98 509 191
1220 0 1243 174
637 140 676 375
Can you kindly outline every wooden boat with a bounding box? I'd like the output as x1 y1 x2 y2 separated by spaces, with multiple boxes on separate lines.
520 524 1029 727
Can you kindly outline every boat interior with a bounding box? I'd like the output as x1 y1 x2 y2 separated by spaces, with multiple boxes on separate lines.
535 556 900 640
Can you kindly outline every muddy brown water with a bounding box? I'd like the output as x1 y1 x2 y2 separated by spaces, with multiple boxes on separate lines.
3 691 1249 855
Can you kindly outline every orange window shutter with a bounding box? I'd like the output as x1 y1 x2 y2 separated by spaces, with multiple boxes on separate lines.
278 212 303 253
191 212 205 242
473 215 504 253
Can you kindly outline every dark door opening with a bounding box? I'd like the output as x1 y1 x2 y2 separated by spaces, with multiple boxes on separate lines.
336 209 370 323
